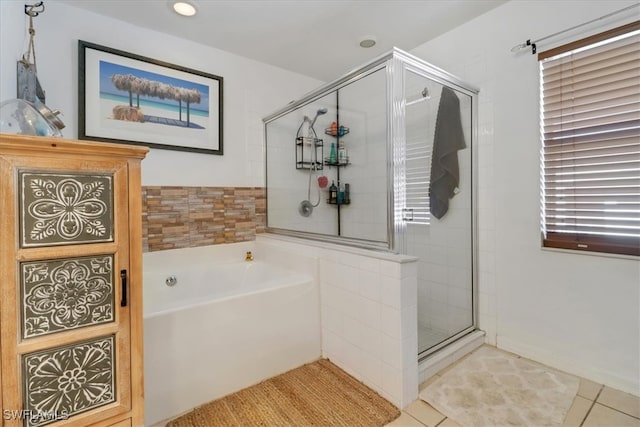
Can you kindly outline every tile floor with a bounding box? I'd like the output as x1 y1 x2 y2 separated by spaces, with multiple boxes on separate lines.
388 348 640 427
152 347 640 427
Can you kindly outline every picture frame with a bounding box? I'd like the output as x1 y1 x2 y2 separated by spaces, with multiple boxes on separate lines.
78 40 223 155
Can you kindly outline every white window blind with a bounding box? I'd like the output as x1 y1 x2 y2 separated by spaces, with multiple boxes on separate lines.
405 135 431 224
539 21 640 256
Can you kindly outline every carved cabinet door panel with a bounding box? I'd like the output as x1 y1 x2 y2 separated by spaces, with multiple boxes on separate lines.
0 152 132 427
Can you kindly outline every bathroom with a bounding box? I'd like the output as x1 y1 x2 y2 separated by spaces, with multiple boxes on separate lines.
0 1 638 426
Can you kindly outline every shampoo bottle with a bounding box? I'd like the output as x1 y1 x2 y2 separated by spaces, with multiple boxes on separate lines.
329 142 337 164
337 140 347 164
329 181 337 203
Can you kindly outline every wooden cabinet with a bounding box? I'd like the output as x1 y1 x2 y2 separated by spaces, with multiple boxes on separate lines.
0 134 148 427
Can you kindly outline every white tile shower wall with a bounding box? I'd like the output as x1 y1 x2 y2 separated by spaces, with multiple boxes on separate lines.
322 255 419 407
411 0 640 394
258 235 419 408
338 68 388 243
265 102 339 235
265 70 388 243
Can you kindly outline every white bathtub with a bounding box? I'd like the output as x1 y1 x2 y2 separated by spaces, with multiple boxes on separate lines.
143 245 321 426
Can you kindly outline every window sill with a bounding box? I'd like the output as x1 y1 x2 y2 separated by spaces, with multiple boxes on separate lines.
540 245 639 261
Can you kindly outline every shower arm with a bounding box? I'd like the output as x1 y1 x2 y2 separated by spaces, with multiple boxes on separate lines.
309 117 320 133
309 108 328 137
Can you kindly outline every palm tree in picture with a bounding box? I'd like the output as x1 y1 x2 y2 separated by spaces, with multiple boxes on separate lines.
147 80 160 99
111 74 135 106
133 77 149 108
155 82 168 101
183 88 201 127
172 86 184 121
111 73 202 127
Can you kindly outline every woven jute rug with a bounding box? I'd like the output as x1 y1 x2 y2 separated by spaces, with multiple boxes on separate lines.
420 345 579 426
166 358 400 427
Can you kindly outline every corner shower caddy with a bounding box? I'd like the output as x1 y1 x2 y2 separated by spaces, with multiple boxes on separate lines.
323 122 351 208
323 125 350 167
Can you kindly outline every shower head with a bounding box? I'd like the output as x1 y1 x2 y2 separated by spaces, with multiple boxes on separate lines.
309 108 328 128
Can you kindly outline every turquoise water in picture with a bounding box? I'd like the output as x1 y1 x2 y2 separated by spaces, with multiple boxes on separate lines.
101 93 209 118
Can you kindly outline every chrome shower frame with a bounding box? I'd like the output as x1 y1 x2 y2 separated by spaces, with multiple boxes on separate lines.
264 47 477 248
263 47 480 359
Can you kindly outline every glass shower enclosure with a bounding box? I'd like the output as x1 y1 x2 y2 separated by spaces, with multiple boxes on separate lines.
263 48 478 359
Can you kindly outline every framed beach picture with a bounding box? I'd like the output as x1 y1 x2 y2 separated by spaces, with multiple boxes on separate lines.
78 40 223 155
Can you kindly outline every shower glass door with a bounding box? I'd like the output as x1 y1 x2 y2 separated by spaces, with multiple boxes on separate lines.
264 49 478 359
265 68 389 247
402 67 475 358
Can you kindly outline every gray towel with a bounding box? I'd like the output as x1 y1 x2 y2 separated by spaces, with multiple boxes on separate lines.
429 86 466 219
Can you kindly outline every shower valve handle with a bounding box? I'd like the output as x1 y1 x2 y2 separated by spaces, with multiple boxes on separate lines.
403 208 414 221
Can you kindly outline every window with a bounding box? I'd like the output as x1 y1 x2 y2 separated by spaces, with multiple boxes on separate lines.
539 21 640 256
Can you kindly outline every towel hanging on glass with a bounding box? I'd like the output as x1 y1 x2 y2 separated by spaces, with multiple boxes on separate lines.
429 86 466 219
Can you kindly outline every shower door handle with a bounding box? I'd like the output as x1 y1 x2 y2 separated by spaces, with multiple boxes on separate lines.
403 208 414 222
120 269 128 307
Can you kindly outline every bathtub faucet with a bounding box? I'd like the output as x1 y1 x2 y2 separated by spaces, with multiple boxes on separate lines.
245 251 253 261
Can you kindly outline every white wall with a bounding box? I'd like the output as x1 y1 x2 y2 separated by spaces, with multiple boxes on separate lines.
412 0 640 394
0 0 321 188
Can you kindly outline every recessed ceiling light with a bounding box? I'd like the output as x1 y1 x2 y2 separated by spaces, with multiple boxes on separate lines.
359 36 376 48
173 1 196 17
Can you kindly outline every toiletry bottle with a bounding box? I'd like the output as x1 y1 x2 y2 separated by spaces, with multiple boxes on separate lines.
329 142 337 164
345 183 350 203
330 121 338 136
329 180 337 203
338 183 345 204
338 140 346 164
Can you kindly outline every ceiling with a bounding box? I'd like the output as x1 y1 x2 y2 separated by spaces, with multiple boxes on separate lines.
60 0 506 82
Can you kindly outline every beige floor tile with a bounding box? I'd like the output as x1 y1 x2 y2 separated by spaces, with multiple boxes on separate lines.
597 386 640 418
385 412 426 426
582 403 640 427
578 378 603 401
439 418 462 427
563 396 593 426
404 400 446 427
